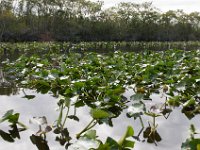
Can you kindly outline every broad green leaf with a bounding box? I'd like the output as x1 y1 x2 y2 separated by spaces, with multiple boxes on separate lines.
197 144 200 150
84 130 96 139
74 100 85 107
0 110 19 124
123 140 135 148
125 126 134 137
7 113 19 124
167 96 181 107
183 98 196 107
118 126 134 148
182 138 200 150
90 109 110 119
0 110 14 123
103 137 120 150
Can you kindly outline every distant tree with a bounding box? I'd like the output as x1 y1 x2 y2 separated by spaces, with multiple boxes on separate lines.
1 0 200 41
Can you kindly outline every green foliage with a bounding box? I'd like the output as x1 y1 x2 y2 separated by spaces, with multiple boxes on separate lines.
0 109 19 124
1 1 200 41
1 44 200 149
118 126 135 149
0 110 27 143
182 125 200 150
97 126 135 150
90 109 111 119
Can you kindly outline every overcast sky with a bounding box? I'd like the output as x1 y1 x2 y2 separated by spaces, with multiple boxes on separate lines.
92 0 200 13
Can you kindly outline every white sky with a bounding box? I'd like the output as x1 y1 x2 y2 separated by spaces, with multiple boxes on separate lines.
92 0 200 13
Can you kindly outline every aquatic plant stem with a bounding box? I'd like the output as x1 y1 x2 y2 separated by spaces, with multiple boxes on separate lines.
153 116 156 129
62 107 70 128
134 116 144 139
76 119 96 139
139 116 144 129
17 121 28 129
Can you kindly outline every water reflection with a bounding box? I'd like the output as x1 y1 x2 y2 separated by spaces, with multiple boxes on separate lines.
0 86 19 96
30 134 50 150
0 89 200 150
0 68 19 96
0 90 62 150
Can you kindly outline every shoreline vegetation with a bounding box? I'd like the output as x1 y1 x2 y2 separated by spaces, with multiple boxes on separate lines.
1 41 200 63
1 0 200 42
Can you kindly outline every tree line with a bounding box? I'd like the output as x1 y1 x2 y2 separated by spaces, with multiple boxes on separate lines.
1 0 200 42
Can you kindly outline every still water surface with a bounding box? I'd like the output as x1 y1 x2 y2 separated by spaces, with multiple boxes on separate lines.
0 89 199 150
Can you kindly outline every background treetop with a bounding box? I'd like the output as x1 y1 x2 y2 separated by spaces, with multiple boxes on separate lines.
1 0 200 42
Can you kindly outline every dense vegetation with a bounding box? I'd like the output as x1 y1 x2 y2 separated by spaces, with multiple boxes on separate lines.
1 42 199 149
1 41 200 62
0 41 193 57
1 0 200 148
1 0 200 42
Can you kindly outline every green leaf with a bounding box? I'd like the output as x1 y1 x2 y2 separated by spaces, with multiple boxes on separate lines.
97 137 119 150
105 137 120 150
0 110 14 123
123 140 135 148
183 98 196 107
7 113 19 124
182 138 200 150
197 144 200 150
167 96 181 107
0 110 19 124
90 109 110 119
126 126 134 137
118 126 134 149
74 100 85 107
84 130 96 139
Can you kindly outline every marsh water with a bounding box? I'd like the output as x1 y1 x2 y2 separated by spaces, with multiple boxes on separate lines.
0 86 199 150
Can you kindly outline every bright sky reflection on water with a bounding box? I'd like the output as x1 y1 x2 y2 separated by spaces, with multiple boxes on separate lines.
0 89 200 150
